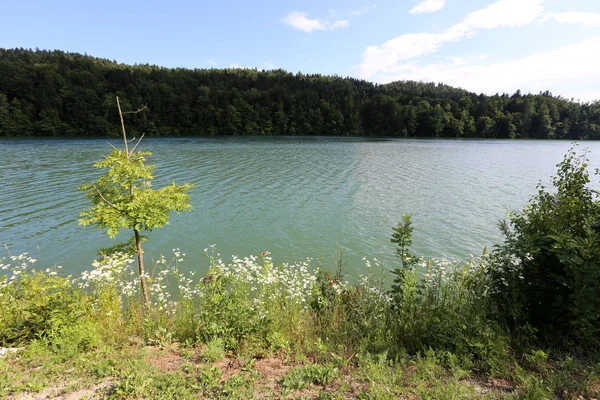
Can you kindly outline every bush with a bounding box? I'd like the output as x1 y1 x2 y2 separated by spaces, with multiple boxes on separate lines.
0 255 90 346
490 145 600 350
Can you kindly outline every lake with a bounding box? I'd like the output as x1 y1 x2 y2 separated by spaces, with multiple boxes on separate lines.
1 137 599 278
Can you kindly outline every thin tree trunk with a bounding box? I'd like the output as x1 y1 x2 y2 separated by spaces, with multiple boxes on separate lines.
117 96 129 154
117 96 150 308
134 228 150 307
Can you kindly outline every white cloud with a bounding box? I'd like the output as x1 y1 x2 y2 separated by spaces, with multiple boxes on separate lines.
571 89 600 103
349 4 378 17
261 61 278 70
545 11 600 26
356 33 446 78
569 88 600 103
283 12 350 32
410 0 445 15
284 12 326 33
330 20 350 29
372 37 600 101
456 0 543 31
357 0 544 79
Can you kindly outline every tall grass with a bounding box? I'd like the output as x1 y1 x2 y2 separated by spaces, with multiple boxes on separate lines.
0 247 504 362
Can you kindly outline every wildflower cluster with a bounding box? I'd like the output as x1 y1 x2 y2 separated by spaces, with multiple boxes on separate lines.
395 253 493 300
149 249 200 312
0 253 89 345
210 251 319 309
359 257 391 302
0 253 37 285
76 248 206 315
79 252 137 294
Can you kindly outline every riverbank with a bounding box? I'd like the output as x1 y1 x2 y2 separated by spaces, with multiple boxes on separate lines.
1 249 599 399
4 340 596 399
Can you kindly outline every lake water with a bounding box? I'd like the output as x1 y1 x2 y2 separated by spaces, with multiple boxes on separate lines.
1 137 599 278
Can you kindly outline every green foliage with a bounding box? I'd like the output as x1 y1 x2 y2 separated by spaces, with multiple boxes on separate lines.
490 145 600 349
356 350 502 399
281 363 338 389
1 48 600 139
0 270 90 346
390 256 507 366
193 266 270 349
110 367 202 399
79 149 193 238
390 214 417 295
388 216 503 365
1 246 600 399
391 214 414 260
202 337 226 362
311 258 391 354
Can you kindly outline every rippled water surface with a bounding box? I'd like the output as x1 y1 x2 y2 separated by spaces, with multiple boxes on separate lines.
2 137 599 277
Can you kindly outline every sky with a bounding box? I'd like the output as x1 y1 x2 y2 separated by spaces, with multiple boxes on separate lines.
2 0 600 101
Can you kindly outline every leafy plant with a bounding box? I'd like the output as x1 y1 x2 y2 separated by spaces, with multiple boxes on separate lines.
391 214 414 261
282 363 338 389
390 214 417 295
202 337 226 362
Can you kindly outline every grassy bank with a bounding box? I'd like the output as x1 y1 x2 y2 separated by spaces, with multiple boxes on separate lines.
0 248 598 399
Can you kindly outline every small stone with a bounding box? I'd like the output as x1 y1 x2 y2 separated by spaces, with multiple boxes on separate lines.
0 347 23 357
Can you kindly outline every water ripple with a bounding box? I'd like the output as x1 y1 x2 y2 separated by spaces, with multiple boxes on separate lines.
1 137 599 277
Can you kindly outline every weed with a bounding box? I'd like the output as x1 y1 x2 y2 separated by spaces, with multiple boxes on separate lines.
282 363 338 389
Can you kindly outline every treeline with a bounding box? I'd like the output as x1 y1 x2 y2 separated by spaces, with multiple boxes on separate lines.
1 47 599 139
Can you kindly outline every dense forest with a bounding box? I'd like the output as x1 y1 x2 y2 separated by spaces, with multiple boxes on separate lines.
1 48 599 139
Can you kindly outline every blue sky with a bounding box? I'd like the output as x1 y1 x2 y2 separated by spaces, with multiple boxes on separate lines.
2 0 600 100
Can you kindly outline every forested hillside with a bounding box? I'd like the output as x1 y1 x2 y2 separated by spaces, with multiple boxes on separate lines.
1 48 599 138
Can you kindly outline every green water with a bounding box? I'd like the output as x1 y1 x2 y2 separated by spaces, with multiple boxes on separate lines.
1 137 598 277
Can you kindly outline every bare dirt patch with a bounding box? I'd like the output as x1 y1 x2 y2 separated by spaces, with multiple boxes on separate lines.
144 345 183 372
11 379 113 400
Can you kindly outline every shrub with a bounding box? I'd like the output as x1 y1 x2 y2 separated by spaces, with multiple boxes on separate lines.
490 145 600 350
0 255 90 346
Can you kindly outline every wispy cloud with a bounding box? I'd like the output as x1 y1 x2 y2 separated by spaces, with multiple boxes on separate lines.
349 4 377 17
357 0 544 79
283 12 350 33
410 0 445 15
283 12 326 33
544 11 600 26
330 20 350 29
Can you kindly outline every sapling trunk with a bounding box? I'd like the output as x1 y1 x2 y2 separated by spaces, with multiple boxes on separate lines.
119 96 149 308
134 228 150 306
